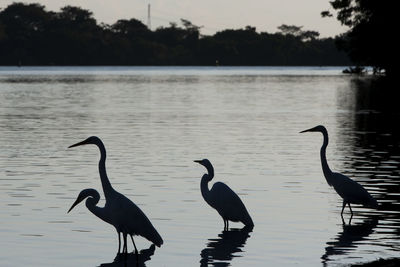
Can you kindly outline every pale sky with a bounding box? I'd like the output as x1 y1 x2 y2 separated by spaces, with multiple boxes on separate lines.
0 0 348 37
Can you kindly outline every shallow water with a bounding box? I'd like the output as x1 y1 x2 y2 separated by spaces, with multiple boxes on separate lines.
0 67 399 266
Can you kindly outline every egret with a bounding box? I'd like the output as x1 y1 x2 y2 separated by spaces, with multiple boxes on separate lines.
300 125 378 216
194 159 254 229
68 136 163 254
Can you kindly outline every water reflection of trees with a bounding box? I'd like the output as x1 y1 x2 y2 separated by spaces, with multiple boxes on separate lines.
349 78 400 213
330 77 400 264
200 226 252 267
99 244 155 267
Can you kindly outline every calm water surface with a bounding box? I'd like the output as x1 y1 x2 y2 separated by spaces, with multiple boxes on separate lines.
0 67 399 266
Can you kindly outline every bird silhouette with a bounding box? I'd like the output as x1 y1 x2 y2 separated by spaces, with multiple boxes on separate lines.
68 136 163 254
194 159 254 229
300 125 378 216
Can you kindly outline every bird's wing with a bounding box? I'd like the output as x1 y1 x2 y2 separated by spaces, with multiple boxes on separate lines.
209 182 252 223
112 193 163 246
331 172 376 205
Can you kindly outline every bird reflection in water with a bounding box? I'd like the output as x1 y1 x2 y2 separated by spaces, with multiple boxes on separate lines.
200 225 252 267
321 216 378 266
100 244 156 267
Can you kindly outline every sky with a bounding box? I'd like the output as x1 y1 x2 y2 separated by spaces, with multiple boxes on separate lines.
0 0 348 37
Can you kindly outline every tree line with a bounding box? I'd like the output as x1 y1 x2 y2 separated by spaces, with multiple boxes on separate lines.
0 3 351 66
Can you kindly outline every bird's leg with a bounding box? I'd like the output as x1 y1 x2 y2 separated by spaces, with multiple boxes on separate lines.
130 235 139 264
226 220 229 230
123 233 128 254
341 201 346 216
118 232 121 254
348 203 353 216
130 235 138 255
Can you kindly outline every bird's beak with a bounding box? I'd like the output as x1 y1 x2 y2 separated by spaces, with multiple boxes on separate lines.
68 139 89 149
194 160 202 164
300 127 316 133
67 197 84 213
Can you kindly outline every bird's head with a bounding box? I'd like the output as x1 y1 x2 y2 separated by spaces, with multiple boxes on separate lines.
194 158 214 179
67 188 99 213
300 125 327 134
194 158 211 168
68 136 101 149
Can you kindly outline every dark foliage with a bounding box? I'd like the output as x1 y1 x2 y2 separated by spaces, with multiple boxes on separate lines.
323 0 397 76
0 3 351 66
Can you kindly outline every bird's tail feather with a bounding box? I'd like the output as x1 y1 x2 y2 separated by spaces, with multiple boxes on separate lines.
363 193 378 209
152 230 163 247
369 197 379 209
143 225 163 247
242 210 254 228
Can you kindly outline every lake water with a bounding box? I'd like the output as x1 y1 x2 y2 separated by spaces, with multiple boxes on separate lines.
1 66 399 267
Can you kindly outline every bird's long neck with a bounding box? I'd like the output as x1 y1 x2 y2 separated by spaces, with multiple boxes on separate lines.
96 140 114 198
320 130 333 185
85 191 109 222
200 164 214 205
201 175 211 204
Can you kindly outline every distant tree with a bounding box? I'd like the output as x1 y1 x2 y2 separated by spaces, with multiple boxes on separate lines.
180 19 202 33
0 2 52 64
277 24 320 41
110 19 152 65
179 18 201 49
322 1 397 75
155 24 185 45
169 22 178 28
112 18 148 35
52 6 102 64
58 6 96 25
300 30 320 41
245 25 256 32
277 24 303 37
321 11 333 18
